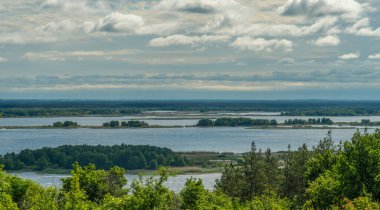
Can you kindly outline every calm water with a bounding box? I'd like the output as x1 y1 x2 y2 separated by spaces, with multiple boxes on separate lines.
0 116 197 127
12 172 220 192
1 116 380 127
1 119 374 192
0 127 369 154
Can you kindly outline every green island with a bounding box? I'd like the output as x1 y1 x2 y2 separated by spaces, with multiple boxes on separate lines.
0 120 183 130
0 144 239 175
0 145 187 172
2 130 380 209
2 117 380 130
196 117 379 129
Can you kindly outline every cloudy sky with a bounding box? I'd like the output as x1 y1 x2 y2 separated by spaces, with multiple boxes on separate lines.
1 0 380 99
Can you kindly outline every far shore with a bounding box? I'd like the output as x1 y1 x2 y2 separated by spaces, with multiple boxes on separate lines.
1 124 377 130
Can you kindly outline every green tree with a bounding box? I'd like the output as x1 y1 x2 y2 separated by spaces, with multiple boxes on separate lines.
149 160 158 170
305 130 337 183
181 178 206 209
280 144 310 202
215 163 245 199
196 119 214 127
61 163 127 203
36 156 49 171
304 171 341 209
242 141 266 200
263 149 281 193
216 141 267 201
127 168 173 210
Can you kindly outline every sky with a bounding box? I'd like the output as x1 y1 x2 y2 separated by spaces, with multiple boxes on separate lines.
1 0 380 100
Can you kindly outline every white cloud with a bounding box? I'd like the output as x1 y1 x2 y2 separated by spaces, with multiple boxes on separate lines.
369 53 380 59
231 37 293 52
312 35 340 46
149 34 230 47
23 49 138 61
35 12 145 35
0 57 8 62
91 12 144 33
339 52 360 60
154 0 238 13
346 18 380 37
0 19 88 45
201 13 241 33
213 16 338 37
0 33 58 45
38 20 78 34
277 0 364 21
41 0 111 13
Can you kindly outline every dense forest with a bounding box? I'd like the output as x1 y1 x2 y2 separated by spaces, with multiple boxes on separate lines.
2 130 380 209
283 118 333 125
197 117 335 127
197 118 278 127
103 120 149 128
2 100 380 116
53 121 79 127
0 108 140 117
0 145 186 171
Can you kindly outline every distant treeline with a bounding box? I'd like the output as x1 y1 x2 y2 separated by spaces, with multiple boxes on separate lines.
280 108 380 116
0 144 187 171
351 119 380 126
103 120 149 127
0 108 140 117
196 117 336 127
53 121 78 127
284 118 333 125
197 118 278 127
2 100 380 116
51 120 149 128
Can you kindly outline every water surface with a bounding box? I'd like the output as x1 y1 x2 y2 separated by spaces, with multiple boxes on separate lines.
13 172 220 192
1 116 380 127
0 127 368 154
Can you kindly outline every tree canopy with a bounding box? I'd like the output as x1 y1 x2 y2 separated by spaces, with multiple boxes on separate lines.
0 144 186 171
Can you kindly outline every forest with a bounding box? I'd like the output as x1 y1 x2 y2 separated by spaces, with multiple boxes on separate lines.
102 120 149 128
197 118 278 127
2 100 380 116
283 118 333 125
0 145 186 171
1 130 380 209
197 118 335 127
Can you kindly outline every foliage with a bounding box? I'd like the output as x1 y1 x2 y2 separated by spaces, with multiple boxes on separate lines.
0 144 187 171
196 119 214 127
197 118 277 127
216 142 281 201
284 118 333 125
52 121 78 127
0 107 140 117
0 165 59 210
103 120 120 127
61 163 127 203
121 120 149 127
3 99 380 116
305 130 337 182
103 120 149 127
3 130 380 209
